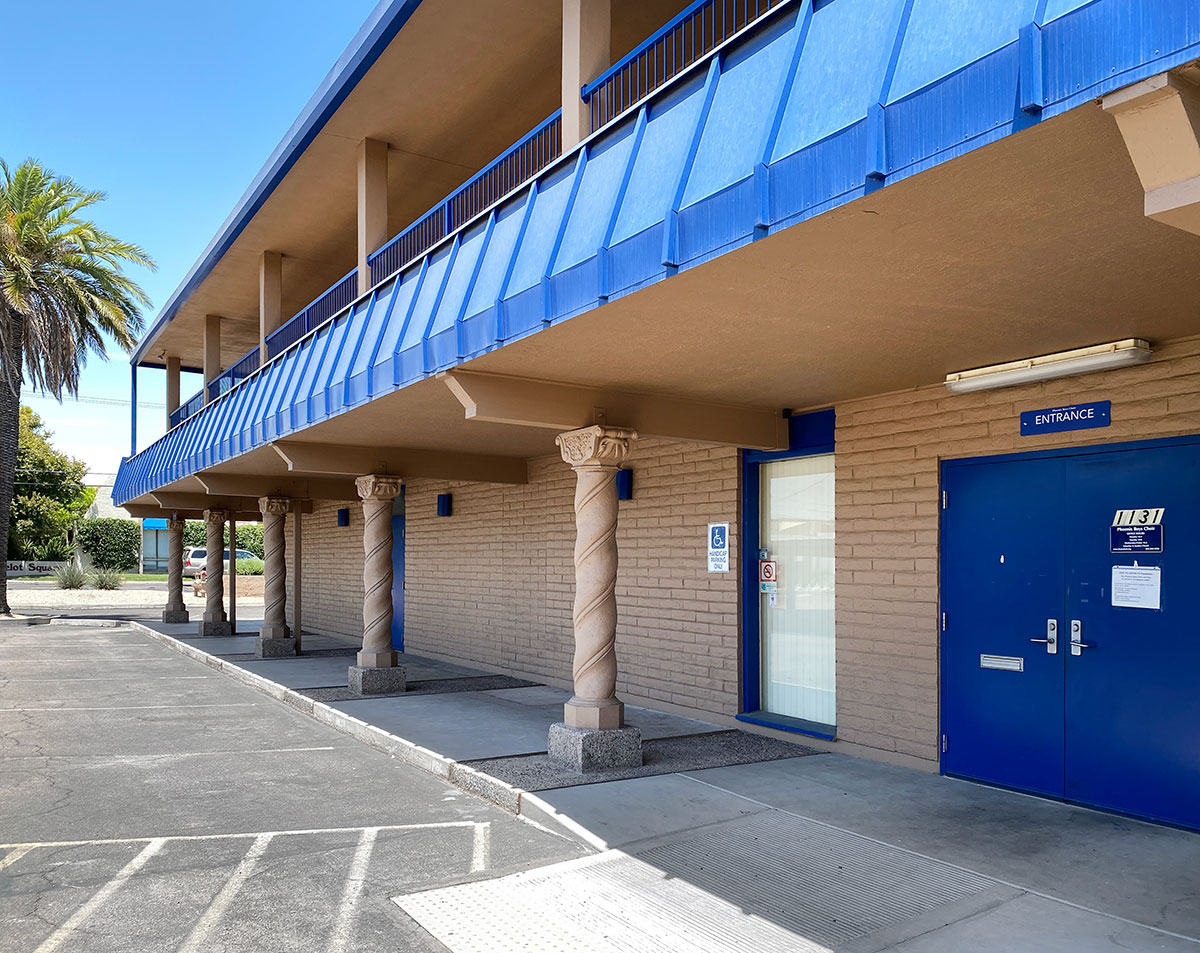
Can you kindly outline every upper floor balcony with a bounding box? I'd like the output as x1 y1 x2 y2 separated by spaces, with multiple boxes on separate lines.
117 0 1200 508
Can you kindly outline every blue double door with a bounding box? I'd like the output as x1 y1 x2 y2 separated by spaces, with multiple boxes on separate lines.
941 437 1200 830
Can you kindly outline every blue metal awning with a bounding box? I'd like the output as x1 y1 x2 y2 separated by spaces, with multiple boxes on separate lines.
115 0 1200 505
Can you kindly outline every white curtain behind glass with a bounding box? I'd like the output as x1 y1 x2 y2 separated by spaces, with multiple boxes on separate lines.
760 454 835 725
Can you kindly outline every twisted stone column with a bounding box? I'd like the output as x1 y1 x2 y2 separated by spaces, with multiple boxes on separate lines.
555 425 637 730
355 475 402 668
162 518 189 623
257 497 292 653
198 508 231 637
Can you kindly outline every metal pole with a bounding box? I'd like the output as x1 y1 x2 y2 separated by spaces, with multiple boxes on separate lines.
228 517 237 635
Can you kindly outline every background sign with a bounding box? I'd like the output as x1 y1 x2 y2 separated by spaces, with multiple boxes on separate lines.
707 522 729 573
1020 401 1110 436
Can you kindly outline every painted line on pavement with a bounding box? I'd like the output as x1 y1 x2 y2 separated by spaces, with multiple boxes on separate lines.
0 703 257 713
471 822 490 873
2 821 483 850
0 746 344 765
32 838 166 953
0 846 31 871
328 827 380 953
178 833 273 953
1 675 215 683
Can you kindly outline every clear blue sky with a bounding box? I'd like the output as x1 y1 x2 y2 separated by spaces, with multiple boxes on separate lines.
4 0 379 474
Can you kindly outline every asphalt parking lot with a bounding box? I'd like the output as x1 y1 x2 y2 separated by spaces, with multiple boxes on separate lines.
0 621 584 952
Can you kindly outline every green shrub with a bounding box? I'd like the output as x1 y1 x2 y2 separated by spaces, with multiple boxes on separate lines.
35 536 73 561
89 568 125 590
235 557 265 576
54 562 86 589
76 518 140 571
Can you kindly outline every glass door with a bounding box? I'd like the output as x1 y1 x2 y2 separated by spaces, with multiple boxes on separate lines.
759 454 835 727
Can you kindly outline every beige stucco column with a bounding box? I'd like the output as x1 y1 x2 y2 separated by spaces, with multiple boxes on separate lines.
348 475 406 694
256 496 294 657
165 356 181 429
203 315 221 405
198 508 231 637
259 251 283 362
162 518 189 624
562 0 610 149
357 139 388 294
555 425 637 729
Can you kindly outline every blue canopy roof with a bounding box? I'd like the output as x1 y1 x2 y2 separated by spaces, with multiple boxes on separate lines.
115 0 1200 505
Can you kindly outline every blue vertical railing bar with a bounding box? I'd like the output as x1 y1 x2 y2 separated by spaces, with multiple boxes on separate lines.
169 389 206 429
265 268 359 359
582 0 786 133
368 111 563 287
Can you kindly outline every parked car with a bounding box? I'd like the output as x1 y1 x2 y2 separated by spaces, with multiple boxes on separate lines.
183 547 256 577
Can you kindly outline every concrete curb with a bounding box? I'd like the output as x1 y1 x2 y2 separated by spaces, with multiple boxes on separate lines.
126 621 592 847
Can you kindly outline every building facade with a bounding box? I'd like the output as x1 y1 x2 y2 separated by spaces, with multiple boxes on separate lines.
115 0 1200 828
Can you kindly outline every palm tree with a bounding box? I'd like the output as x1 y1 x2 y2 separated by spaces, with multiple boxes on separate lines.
0 159 153 615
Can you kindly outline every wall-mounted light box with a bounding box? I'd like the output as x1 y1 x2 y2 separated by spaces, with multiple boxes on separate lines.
436 493 453 517
336 508 350 527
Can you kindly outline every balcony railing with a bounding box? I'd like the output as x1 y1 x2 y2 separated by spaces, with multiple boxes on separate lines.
265 268 359 359
168 390 205 430
368 110 562 286
583 0 786 131
163 4 772 434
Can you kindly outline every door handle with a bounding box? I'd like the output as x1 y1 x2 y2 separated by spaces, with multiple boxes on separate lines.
1030 619 1058 654
1070 619 1093 656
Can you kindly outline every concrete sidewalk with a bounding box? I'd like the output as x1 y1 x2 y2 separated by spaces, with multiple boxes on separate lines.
125 616 1200 951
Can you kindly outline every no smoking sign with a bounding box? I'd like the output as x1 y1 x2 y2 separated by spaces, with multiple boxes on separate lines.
759 560 776 583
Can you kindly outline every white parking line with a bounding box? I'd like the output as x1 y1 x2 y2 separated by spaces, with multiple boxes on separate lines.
329 827 380 953
2 821 482 850
471 822 490 873
0 746 344 765
1 676 214 683
177 833 273 953
32 838 166 953
0 703 257 713
0 846 30 870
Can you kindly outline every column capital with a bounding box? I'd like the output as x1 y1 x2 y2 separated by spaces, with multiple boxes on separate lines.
355 474 402 501
258 496 292 517
555 425 637 469
203 508 229 525
166 518 187 532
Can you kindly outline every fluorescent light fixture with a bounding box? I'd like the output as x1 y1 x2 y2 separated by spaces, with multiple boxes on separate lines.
944 339 1152 394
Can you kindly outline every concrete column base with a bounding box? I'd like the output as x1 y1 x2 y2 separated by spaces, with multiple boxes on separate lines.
256 637 297 659
548 723 642 773
197 620 232 637
357 649 398 668
564 697 624 731
162 607 190 624
259 622 291 641
348 665 407 695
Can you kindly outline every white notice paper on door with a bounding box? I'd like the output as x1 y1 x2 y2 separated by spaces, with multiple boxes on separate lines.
1112 565 1161 610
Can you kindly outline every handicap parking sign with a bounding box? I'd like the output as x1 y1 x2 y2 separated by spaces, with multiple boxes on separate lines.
708 522 730 573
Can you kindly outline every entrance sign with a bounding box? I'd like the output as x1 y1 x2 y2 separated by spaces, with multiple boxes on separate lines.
1019 401 1110 436
707 522 730 573
1112 565 1161 609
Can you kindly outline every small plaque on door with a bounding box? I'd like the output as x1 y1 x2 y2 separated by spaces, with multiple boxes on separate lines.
980 654 1024 672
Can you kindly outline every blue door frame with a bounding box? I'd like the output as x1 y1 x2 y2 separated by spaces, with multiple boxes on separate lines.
738 409 836 740
940 432 1200 831
390 510 405 652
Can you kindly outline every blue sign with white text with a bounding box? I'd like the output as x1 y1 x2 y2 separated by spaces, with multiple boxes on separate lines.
1020 401 1110 436
1110 524 1163 553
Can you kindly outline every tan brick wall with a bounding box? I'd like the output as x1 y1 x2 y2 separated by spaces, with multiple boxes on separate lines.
279 438 742 716
834 336 1200 763
403 439 742 714
284 501 366 644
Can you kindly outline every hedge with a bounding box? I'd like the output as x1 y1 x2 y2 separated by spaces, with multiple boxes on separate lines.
76 518 141 571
